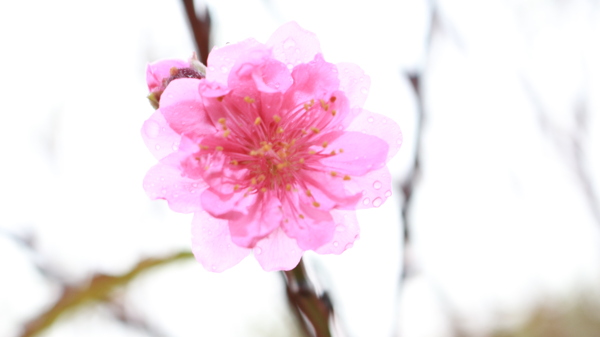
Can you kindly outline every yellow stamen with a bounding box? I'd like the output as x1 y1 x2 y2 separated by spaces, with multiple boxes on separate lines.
312 201 320 207
230 160 238 165
223 130 231 137
330 171 338 177
330 150 336 155
331 110 337 116
286 184 292 191
322 141 328 148
299 214 305 219
250 150 258 156
305 190 312 197
299 158 305 164
216 96 224 102
260 187 267 192
339 148 344 153
273 115 281 123
215 146 223 151
244 96 255 103
254 117 261 125
310 127 320 134
251 178 257 185
257 175 266 182
169 67 178 76
218 118 226 125
343 175 351 181
233 184 240 191
277 127 284 134
308 150 316 155
199 145 209 150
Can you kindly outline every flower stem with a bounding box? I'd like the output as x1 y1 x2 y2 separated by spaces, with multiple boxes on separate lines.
283 258 334 337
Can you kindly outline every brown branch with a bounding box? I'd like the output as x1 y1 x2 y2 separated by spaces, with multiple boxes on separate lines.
20 251 194 337
283 259 335 337
181 0 211 65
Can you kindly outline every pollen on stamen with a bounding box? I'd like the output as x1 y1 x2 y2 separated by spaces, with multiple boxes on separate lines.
215 146 223 151
251 177 257 185
216 96 224 102
339 148 344 153
310 127 320 134
308 150 316 155
257 175 266 182
250 150 258 156
260 187 267 192
299 158 305 164
299 214 305 219
330 96 337 103
223 130 231 137
319 99 329 111
199 145 209 150
276 162 288 170
277 127 284 134
322 141 328 148
312 201 320 207
218 117 226 125
330 171 338 177
233 184 240 191
230 160 238 165
244 96 255 103
343 175 351 181
285 184 292 191
273 115 281 123
331 110 337 116
254 117 261 125
330 150 336 155
305 190 312 197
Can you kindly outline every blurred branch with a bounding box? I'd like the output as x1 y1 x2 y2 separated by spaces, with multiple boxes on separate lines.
20 251 193 337
181 0 211 65
283 259 335 337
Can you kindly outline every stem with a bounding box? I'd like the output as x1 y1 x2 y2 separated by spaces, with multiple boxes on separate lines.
181 0 211 65
283 259 334 337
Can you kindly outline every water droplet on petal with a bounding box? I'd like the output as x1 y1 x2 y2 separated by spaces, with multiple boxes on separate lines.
333 241 339 247
283 38 296 49
208 66 215 71
385 190 392 197
360 87 368 94
192 183 198 188
211 265 216 271
362 198 370 205
255 247 262 255
155 144 161 151
172 143 179 151
143 120 160 138
161 189 166 195
368 117 374 123
221 66 228 73
373 181 382 190
373 197 383 207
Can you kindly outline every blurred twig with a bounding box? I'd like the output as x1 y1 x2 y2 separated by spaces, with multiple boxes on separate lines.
283 259 335 337
181 0 211 65
20 251 193 337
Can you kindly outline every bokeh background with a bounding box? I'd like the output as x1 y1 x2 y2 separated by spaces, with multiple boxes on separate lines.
2 0 600 336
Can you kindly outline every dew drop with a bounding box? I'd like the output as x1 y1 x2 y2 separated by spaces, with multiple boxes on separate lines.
368 117 374 123
373 181 382 190
385 190 392 197
155 144 161 151
283 38 296 49
333 241 339 247
172 143 179 151
211 265 216 271
192 183 198 188
143 120 160 138
208 66 215 71
362 197 370 205
220 66 228 73
373 197 383 207
255 247 262 255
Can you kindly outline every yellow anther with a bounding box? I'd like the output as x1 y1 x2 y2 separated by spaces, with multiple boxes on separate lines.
200 145 209 150
310 99 315 105
286 184 292 191
216 96 224 102
330 150 336 155
251 177 257 185
250 150 258 156
301 129 308 135
330 96 337 103
322 141 328 148
244 96 255 103
339 148 344 153
331 110 337 116
310 127 320 134
299 214 305 219
299 158 305 164
273 115 281 123
233 184 240 191
218 117 226 125
260 187 267 192
330 171 338 177
262 143 272 151
223 130 231 138
277 150 287 159
309 150 316 155
276 162 288 170
312 201 321 207
257 175 266 182
343 175 351 181
169 67 178 76
305 190 312 197
254 117 262 125
230 160 238 165
277 127 284 134
204 165 210 171
320 99 329 111
215 146 223 151
303 103 311 110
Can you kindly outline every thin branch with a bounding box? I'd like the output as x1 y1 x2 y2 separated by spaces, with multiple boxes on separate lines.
20 251 194 337
181 0 211 65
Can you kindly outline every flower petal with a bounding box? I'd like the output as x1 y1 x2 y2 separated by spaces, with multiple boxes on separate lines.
336 62 371 127
315 210 360 254
281 194 336 251
318 131 388 176
141 109 181 160
146 59 189 92
143 162 207 213
267 21 321 67
191 211 251 272
254 228 303 271
285 54 340 105
344 166 393 210
346 110 403 162
160 78 216 138
228 192 283 248
206 38 261 85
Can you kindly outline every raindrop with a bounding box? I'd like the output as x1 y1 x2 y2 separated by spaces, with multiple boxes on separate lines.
155 144 161 151
333 241 339 247
373 181 382 190
372 197 383 207
362 198 370 205
143 120 160 138
382 119 388 124
255 247 262 255
192 183 198 188
385 190 392 197
172 143 179 151
211 265 216 271
368 117 374 123
221 66 228 73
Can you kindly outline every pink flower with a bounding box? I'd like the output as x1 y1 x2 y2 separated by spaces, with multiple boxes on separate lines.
142 22 402 272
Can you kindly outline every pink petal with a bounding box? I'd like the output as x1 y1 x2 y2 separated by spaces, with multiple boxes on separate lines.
146 59 189 92
206 38 261 85
143 162 207 213
160 78 216 138
200 188 255 220
285 54 339 105
344 166 393 210
191 211 251 272
299 170 362 210
267 21 321 67
281 195 336 251
228 192 283 248
141 110 181 160
254 228 303 271
336 62 371 128
318 131 388 176
346 110 403 162
315 210 360 254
